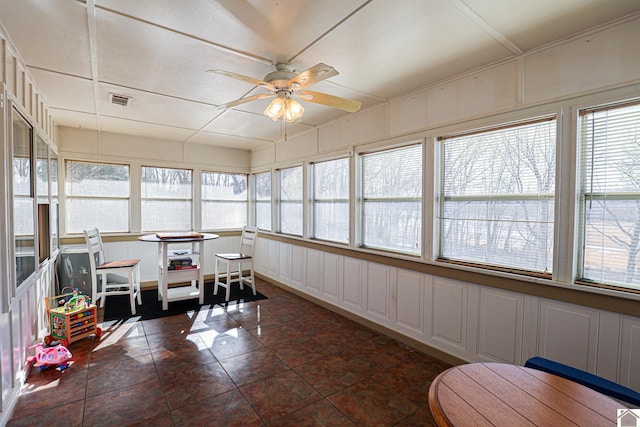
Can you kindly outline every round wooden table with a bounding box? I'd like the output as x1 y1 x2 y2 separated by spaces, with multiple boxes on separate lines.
428 362 625 426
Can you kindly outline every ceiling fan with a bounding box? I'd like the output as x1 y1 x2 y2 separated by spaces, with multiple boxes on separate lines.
208 63 361 122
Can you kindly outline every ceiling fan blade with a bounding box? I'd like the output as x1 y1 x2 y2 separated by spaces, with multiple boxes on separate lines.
298 90 361 113
208 69 275 91
222 93 275 109
288 63 339 90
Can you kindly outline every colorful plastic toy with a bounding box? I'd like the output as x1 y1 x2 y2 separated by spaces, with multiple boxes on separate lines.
27 343 73 371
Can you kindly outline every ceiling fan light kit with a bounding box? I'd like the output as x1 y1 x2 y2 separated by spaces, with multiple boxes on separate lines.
264 92 305 122
210 62 361 123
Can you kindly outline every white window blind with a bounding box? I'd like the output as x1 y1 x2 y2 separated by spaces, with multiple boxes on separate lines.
438 118 556 274
255 172 272 231
579 100 640 291
201 172 247 230
141 166 192 232
313 158 349 243
66 161 130 233
280 166 303 236
361 144 422 254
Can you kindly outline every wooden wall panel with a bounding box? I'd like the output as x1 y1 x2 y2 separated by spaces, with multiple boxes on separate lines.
343 257 363 312
477 287 523 364
538 300 599 371
278 242 292 283
430 278 467 352
291 245 306 289
305 248 321 294
365 262 392 325
620 316 640 390
396 268 424 338
321 252 341 302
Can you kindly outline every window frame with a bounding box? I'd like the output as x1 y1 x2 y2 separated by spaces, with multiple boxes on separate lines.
311 157 350 244
253 171 272 231
576 99 640 292
65 160 131 234
278 165 304 236
435 116 557 277
12 107 36 289
201 171 248 230
141 165 193 232
359 142 423 255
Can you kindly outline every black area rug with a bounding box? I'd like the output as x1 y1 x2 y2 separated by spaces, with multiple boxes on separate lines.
102 281 267 321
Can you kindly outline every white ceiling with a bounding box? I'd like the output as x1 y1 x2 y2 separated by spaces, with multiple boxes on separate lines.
1 0 639 150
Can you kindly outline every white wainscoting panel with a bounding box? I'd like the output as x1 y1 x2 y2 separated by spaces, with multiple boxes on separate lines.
11 303 21 380
252 239 639 392
278 242 292 283
620 316 640 390
305 248 321 295
342 257 363 312
365 262 393 326
321 252 342 303
396 268 425 339
255 237 268 272
267 239 280 278
476 287 524 364
538 299 599 372
521 295 540 363
429 277 468 353
290 245 306 289
596 310 621 383
0 308 13 409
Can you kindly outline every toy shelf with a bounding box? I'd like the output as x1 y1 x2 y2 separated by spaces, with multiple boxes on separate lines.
45 293 101 346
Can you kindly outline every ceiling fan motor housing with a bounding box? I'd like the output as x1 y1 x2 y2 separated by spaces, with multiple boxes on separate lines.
264 63 297 90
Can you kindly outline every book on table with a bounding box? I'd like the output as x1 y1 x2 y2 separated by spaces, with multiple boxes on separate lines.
155 231 204 239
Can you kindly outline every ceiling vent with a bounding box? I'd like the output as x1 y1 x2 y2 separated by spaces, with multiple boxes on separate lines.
109 93 131 107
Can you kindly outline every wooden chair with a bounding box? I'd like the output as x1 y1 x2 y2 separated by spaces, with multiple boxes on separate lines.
214 226 258 301
83 228 142 315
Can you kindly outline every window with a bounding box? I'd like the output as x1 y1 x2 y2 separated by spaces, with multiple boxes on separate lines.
255 172 271 231
361 144 422 254
50 150 59 253
579 101 640 291
202 171 247 229
438 118 556 274
279 166 303 236
312 158 349 243
66 161 130 233
13 108 35 287
36 135 48 202
142 166 192 232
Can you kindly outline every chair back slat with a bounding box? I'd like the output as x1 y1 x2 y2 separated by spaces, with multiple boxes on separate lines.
240 226 258 257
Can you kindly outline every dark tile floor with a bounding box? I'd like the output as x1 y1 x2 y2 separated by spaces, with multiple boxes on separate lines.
8 278 451 426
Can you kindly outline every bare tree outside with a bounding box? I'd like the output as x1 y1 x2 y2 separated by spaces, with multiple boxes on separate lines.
313 158 349 243
66 161 130 233
141 166 192 231
202 172 247 229
255 172 272 231
581 102 640 290
280 166 303 236
439 119 556 272
362 144 422 254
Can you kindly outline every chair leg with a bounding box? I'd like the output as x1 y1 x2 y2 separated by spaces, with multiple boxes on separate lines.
249 263 256 295
128 270 137 315
225 260 232 301
99 273 106 308
238 261 245 291
135 264 142 305
214 258 220 295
